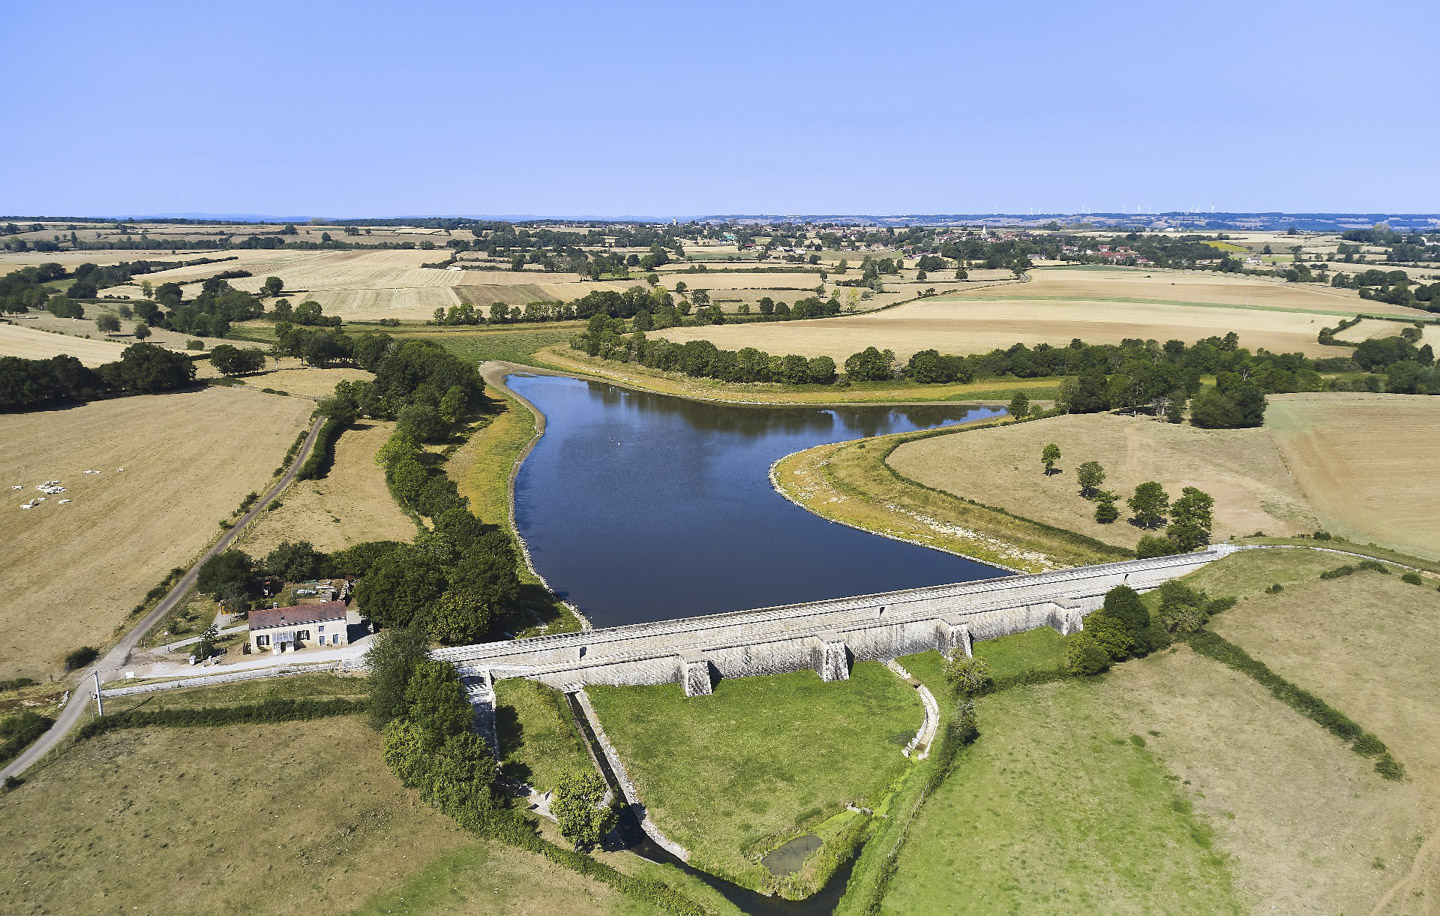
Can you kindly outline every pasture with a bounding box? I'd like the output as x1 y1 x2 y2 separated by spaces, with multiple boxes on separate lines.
0 387 312 678
1266 393 1440 559
655 266 1421 361
0 714 474 915
236 419 415 558
888 411 1317 549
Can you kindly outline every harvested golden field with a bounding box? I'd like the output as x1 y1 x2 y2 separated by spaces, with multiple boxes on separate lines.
238 420 415 557
889 412 1317 548
0 320 131 365
1266 393 1440 560
1334 317 1440 348
0 717 474 915
656 266 1418 360
237 363 373 399
24 307 202 355
0 388 312 678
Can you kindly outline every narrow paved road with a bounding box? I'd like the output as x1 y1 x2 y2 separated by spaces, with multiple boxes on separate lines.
1 413 326 781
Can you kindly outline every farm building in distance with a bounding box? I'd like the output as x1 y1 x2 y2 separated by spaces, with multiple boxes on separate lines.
248 600 349 654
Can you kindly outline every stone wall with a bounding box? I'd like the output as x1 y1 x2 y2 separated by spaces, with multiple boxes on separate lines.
434 547 1231 696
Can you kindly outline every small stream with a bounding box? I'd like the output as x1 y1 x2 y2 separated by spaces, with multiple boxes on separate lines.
565 693 860 915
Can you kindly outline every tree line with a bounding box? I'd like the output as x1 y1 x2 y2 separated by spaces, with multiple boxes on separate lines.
0 345 196 411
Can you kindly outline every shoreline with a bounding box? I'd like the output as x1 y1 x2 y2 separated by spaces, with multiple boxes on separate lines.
479 362 593 632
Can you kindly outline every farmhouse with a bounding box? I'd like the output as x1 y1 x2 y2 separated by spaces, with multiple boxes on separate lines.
248 600 349 654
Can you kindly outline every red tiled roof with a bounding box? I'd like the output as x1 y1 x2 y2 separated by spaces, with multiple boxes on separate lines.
248 600 348 631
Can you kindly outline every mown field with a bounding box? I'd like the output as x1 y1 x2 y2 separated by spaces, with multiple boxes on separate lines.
587 662 921 893
1265 393 1440 560
655 266 1419 361
237 419 415 558
888 411 1318 549
0 388 313 678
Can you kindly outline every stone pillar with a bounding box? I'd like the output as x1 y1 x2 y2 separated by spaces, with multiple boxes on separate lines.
678 650 713 697
812 632 851 682
935 619 973 658
1046 598 1085 635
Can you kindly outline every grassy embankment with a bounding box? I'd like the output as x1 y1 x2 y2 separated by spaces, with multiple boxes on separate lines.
493 678 594 793
586 661 923 897
772 421 1129 573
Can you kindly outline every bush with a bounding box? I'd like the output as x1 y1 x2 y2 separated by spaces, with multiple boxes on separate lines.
1066 634 1112 675
942 653 995 697
1375 753 1406 781
1402 572 1424 586
63 646 99 670
1358 560 1390 574
1094 500 1120 524
0 711 54 765
1136 534 1180 558
1320 564 1357 580
297 415 346 480
0 677 38 692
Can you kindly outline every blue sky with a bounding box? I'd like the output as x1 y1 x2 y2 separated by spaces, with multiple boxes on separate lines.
2 1 1435 217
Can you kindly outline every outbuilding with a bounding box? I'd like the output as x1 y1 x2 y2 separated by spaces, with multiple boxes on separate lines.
248 600 349 654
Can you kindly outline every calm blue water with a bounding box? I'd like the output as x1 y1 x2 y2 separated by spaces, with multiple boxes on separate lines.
509 374 1005 627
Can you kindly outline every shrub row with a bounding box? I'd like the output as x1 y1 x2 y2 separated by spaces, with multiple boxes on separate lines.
1320 560 1392 580
1187 630 1403 780
0 711 54 766
0 677 38 692
296 414 346 480
77 697 365 740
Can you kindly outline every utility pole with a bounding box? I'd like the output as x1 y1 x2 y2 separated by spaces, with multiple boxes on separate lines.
93 669 103 717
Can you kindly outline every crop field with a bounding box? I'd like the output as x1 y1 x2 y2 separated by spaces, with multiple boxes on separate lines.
1266 393 1440 560
237 419 414 558
888 412 1317 549
1334 317 1440 347
0 388 313 678
587 662 919 892
655 266 1423 361
0 715 476 915
0 320 132 365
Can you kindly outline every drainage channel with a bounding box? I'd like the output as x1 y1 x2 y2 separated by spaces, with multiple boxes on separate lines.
563 692 859 916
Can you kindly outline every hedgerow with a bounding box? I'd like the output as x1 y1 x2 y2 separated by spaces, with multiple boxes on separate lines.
296 414 346 480
1187 630 1403 780
76 697 364 740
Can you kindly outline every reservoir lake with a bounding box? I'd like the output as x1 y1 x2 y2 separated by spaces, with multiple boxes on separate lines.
508 374 1006 628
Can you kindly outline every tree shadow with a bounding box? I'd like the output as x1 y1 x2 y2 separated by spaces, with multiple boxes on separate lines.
493 704 530 781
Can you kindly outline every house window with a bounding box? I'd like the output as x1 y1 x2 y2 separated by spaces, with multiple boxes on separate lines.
257 635 269 647
318 625 325 634
298 630 310 641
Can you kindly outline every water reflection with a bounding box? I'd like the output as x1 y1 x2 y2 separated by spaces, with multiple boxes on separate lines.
511 375 1005 627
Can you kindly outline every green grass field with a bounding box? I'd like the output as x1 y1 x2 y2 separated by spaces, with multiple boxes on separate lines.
396 325 579 366
974 625 1071 683
494 678 593 792
587 662 920 892
881 681 1243 915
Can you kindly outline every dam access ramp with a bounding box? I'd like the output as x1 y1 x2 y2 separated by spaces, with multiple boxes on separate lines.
433 547 1232 696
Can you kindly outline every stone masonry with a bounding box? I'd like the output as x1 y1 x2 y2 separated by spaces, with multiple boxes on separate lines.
433 547 1232 696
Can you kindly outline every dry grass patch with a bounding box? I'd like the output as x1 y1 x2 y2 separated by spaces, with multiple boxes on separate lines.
889 412 1317 548
1097 645 1427 915
238 420 415 557
237 362 374 399
1266 393 1440 560
0 388 312 678
0 717 473 915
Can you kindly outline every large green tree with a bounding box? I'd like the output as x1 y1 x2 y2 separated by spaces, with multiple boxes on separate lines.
551 768 615 849
365 625 429 729
1167 486 1215 550
1127 481 1170 529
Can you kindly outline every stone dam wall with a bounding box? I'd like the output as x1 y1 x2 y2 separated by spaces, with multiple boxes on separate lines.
433 547 1231 696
